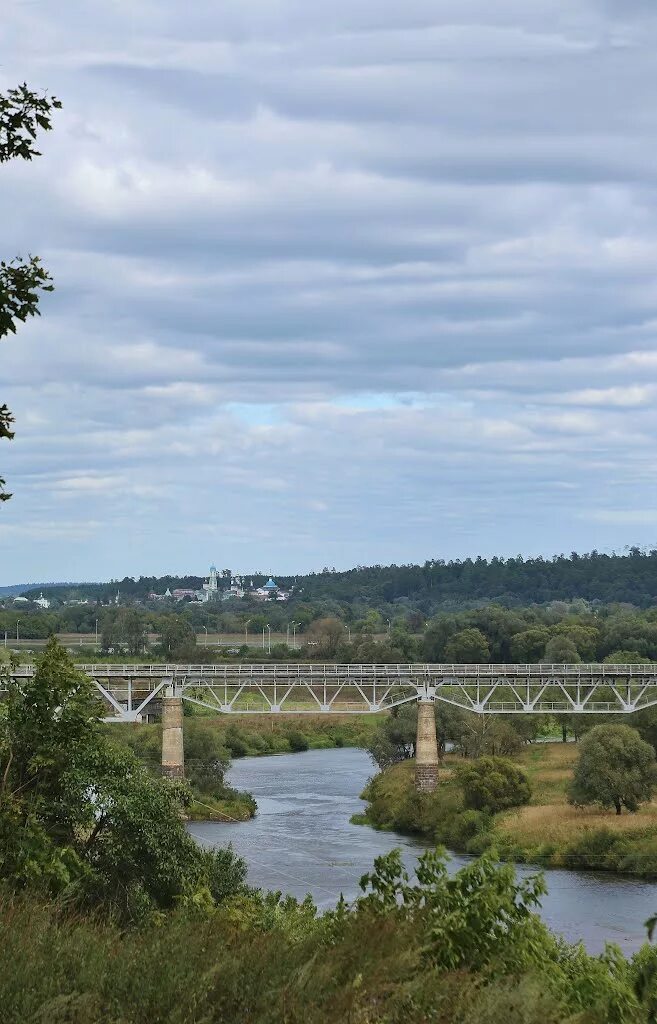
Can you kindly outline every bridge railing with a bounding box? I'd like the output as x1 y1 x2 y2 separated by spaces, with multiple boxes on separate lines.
8 662 657 680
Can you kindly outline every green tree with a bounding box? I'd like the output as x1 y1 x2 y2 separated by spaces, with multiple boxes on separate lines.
423 614 459 661
604 650 652 665
1 84 61 500
183 721 231 796
358 847 546 976
367 703 417 769
543 635 580 663
509 627 550 663
101 608 146 655
0 639 245 917
444 627 490 663
568 724 657 815
457 755 531 813
552 623 600 660
158 615 197 659
306 616 345 657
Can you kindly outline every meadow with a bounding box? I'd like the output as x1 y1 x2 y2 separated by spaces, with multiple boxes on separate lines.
360 743 657 877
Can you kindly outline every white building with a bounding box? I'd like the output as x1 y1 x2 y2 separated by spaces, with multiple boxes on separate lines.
34 592 50 609
200 565 219 602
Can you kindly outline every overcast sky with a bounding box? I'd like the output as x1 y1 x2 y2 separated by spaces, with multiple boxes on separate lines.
2 0 657 582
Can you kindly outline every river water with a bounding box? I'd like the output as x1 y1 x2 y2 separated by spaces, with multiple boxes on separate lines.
188 747 657 955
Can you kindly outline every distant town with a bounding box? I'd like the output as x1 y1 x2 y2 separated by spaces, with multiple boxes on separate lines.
3 566 292 610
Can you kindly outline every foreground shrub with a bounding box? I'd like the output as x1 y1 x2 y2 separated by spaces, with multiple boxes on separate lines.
0 849 653 1023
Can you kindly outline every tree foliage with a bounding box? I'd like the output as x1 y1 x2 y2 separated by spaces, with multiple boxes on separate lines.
457 755 532 813
543 635 581 663
367 703 417 769
444 627 490 663
359 847 547 976
0 639 245 919
568 725 657 815
157 615 197 658
1 84 60 500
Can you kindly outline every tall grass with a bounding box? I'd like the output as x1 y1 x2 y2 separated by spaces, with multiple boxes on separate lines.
0 886 653 1024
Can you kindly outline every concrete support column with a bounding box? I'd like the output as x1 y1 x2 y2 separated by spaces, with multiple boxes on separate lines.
161 685 185 779
415 699 439 793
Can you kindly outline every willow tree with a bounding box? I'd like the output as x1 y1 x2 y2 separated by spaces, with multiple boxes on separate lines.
1 84 61 499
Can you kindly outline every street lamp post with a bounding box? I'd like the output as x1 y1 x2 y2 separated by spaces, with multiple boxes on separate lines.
16 619 21 642
267 623 271 655
203 625 208 646
292 621 299 649
245 618 252 646
95 619 98 649
262 626 266 650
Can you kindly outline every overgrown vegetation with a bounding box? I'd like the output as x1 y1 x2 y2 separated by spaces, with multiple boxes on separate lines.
4 845 657 1023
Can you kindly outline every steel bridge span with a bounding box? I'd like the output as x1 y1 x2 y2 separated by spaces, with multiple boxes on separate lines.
8 662 657 723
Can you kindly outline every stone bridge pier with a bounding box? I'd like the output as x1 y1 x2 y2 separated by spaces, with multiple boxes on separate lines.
415 698 439 792
161 684 185 779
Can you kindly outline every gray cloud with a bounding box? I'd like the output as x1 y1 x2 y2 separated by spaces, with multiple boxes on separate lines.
1 0 657 580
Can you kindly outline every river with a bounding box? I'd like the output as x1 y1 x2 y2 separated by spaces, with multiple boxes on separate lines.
188 747 657 955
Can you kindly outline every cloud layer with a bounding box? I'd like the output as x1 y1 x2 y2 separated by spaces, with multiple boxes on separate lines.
2 0 657 580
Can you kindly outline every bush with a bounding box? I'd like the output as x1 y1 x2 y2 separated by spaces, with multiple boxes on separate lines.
457 756 532 814
287 730 309 753
224 726 249 758
446 808 490 848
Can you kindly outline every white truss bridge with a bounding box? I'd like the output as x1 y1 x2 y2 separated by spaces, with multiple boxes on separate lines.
6 662 657 722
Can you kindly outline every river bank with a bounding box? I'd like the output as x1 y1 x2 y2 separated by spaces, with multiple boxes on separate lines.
359 744 657 878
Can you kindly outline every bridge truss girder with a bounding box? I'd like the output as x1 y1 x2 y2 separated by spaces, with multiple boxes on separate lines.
6 664 657 722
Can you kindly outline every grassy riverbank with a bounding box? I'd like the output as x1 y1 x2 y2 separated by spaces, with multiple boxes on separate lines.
359 744 657 877
199 712 378 756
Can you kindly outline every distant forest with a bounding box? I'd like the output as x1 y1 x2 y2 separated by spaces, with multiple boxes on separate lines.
17 547 657 610
293 548 657 609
